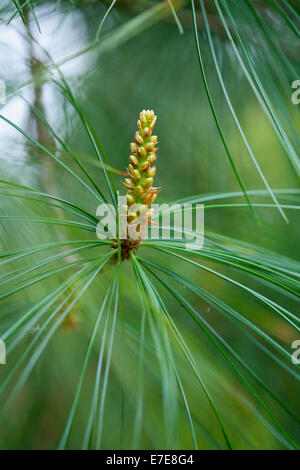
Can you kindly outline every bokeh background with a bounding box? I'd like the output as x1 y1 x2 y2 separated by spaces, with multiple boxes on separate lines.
0 0 299 450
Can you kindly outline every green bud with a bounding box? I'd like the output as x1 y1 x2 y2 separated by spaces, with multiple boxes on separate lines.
140 161 150 172
138 146 146 158
143 177 153 188
131 169 141 180
148 167 156 177
122 110 160 232
129 155 138 166
135 132 144 145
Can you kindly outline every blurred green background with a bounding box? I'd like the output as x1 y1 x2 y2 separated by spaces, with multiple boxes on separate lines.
0 0 299 450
